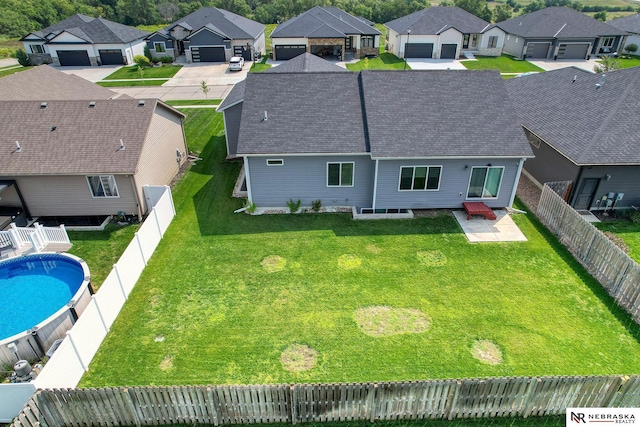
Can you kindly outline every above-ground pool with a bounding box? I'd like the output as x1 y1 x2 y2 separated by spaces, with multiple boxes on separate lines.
0 253 91 365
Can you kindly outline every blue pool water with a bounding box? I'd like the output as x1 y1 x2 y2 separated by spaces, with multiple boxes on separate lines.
0 254 85 340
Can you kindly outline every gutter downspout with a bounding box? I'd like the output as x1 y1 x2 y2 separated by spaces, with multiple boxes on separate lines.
372 159 379 211
509 158 525 208
568 166 584 206
244 156 253 202
130 174 144 221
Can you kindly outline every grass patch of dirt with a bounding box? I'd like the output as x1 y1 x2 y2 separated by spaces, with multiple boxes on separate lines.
471 340 503 365
281 344 318 372
354 306 431 337
338 254 362 269
366 244 381 254
159 355 173 370
261 255 286 273
417 250 447 266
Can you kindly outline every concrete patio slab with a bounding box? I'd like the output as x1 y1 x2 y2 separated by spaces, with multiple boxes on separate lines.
406 59 466 70
453 210 527 243
526 58 598 73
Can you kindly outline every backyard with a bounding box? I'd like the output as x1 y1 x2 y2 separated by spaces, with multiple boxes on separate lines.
79 108 640 387
595 220 640 263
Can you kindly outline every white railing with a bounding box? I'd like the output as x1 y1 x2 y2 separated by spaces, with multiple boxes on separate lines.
42 225 70 243
1 223 70 253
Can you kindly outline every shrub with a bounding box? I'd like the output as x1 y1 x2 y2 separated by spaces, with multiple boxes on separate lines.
133 54 150 67
287 199 301 213
144 45 152 62
15 49 30 66
624 44 638 54
631 210 640 224
158 56 173 63
312 200 322 212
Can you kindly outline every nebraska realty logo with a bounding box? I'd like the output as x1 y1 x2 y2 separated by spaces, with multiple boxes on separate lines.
567 408 638 424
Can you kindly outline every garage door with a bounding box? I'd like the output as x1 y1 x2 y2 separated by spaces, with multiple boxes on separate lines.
192 46 226 62
99 49 123 65
234 46 252 61
440 44 457 59
558 43 589 59
274 45 306 61
405 43 433 58
57 50 90 66
525 43 550 59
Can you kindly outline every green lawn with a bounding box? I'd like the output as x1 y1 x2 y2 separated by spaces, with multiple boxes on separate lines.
265 23 277 52
97 79 168 87
165 99 221 106
249 57 272 72
461 55 545 73
103 65 182 80
80 109 640 387
607 55 640 69
0 65 32 78
67 224 140 291
594 221 640 263
346 53 408 71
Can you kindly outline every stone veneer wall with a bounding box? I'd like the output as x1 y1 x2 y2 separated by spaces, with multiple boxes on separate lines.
477 47 502 57
357 47 379 59
28 53 53 65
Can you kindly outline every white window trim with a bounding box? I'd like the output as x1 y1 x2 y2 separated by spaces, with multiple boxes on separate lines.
154 42 166 53
266 159 284 166
488 36 498 49
31 44 44 54
326 162 355 188
465 166 504 200
361 36 374 48
398 165 442 191
602 37 615 48
86 175 120 198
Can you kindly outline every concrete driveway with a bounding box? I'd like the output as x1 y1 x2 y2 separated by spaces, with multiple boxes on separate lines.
58 65 123 82
164 62 249 86
406 58 467 70
527 58 598 73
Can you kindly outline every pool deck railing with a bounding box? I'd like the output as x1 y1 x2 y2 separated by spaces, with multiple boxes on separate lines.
0 223 72 258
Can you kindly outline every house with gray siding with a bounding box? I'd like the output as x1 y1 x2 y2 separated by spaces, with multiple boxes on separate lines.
219 69 533 213
385 6 505 59
608 14 640 51
0 99 187 223
495 7 628 60
145 7 265 63
505 67 640 211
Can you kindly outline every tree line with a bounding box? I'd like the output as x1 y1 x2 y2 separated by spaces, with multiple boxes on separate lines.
1 0 638 39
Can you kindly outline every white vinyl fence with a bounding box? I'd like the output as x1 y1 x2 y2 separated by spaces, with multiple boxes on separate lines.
0 186 175 422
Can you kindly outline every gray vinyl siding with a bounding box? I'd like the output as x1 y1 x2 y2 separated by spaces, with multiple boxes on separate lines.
374 158 521 209
134 105 187 214
248 155 374 208
4 175 137 216
224 103 242 157
522 130 580 185
502 33 525 58
146 35 171 50
188 30 230 48
577 166 640 210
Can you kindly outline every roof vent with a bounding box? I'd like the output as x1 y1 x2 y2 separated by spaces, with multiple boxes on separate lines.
118 139 125 151
89 101 96 107
40 102 48 109
572 74 577 83
51 126 56 131
138 100 145 106
261 110 268 122
15 141 22 153
596 74 606 89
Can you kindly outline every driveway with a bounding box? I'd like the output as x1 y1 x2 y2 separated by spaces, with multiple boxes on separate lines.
58 65 123 82
406 59 467 70
164 62 249 86
110 85 233 101
526 58 599 73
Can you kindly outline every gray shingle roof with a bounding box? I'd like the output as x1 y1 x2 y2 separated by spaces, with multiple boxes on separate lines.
495 7 628 38
608 13 640 35
0 65 116 101
162 7 264 40
385 6 491 35
0 99 183 175
505 67 640 165
362 70 531 158
217 79 245 111
265 53 348 73
271 6 380 38
25 14 149 43
236 72 367 155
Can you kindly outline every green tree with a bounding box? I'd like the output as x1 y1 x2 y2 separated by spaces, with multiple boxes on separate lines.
201 80 210 98
593 11 607 21
624 43 638 54
454 0 492 22
16 49 31 66
493 3 512 22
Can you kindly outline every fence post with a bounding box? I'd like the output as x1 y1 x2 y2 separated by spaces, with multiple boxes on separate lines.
167 186 176 216
290 384 297 425
123 388 142 427
66 330 87 372
153 208 163 238
367 383 377 423
113 264 128 300
92 295 109 333
135 233 147 266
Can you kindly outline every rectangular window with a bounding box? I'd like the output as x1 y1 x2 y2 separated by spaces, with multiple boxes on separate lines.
327 162 354 187
488 36 498 49
31 44 44 54
398 166 441 191
266 159 284 166
361 36 374 48
87 175 119 198
154 42 166 53
467 166 503 199
602 37 614 48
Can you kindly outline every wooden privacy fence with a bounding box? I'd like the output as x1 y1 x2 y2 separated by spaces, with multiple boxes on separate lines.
11 376 640 427
537 184 640 324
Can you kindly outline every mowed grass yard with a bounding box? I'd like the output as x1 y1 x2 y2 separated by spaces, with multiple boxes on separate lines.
595 221 640 263
461 55 545 73
80 109 640 387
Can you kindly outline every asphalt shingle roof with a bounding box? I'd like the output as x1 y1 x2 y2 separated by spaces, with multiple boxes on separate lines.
27 14 149 43
505 67 640 165
217 79 245 111
271 6 380 38
162 7 264 40
0 65 116 101
0 99 182 175
385 6 491 35
264 53 348 73
608 13 640 35
495 7 627 38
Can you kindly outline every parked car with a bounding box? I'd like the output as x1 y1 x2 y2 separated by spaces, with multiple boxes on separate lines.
228 56 245 71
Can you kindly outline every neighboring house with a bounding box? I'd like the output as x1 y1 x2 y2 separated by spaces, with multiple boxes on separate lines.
505 67 640 211
0 99 187 222
495 7 628 60
384 6 505 59
608 13 640 51
145 7 265 63
21 14 149 66
270 6 381 61
0 65 117 100
218 69 532 212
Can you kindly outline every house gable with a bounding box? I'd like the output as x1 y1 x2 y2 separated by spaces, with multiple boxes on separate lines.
47 31 91 44
187 27 230 46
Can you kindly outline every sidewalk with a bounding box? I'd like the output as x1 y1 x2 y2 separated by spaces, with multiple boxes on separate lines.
110 84 233 101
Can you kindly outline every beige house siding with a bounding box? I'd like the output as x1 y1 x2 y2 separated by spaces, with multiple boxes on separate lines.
5 175 137 217
0 185 22 206
134 105 187 214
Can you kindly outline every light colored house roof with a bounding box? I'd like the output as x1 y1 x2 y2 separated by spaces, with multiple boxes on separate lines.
495 6 627 38
608 13 640 35
159 7 265 40
505 66 640 165
24 14 149 43
0 99 184 176
385 6 491 35
0 65 117 101
271 6 380 38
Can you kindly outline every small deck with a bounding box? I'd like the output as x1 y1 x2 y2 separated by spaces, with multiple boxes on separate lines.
0 223 72 259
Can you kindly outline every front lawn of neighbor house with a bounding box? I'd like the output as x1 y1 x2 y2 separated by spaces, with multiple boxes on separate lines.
80 109 640 387
607 54 640 69
594 220 640 263
461 55 545 74
346 53 408 70
0 65 32 78
103 64 182 80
